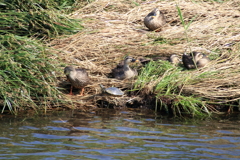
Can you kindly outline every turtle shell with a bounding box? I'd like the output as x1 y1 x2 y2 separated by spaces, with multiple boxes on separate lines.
105 87 124 96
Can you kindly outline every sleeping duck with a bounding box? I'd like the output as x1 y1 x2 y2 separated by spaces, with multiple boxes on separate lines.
144 8 167 31
182 52 210 69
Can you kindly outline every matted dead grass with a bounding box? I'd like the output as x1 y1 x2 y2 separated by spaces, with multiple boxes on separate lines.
50 0 240 109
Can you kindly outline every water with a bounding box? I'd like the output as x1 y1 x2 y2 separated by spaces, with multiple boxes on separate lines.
0 109 240 160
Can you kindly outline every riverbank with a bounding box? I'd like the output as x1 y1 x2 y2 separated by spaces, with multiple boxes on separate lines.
1 0 239 117
50 0 240 117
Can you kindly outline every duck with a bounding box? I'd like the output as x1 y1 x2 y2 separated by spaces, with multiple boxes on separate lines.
138 56 177 66
137 57 152 66
144 8 166 31
169 54 180 65
112 56 138 80
64 66 90 96
182 52 210 69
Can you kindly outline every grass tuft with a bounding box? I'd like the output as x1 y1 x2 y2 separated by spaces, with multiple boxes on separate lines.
0 0 84 40
0 34 61 114
134 60 211 118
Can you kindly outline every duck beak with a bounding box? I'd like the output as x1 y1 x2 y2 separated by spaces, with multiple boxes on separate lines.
151 16 156 19
132 58 139 62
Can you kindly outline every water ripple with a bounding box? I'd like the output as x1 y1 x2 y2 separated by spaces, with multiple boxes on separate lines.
0 110 240 160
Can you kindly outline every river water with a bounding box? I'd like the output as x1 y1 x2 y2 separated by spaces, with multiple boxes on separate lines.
0 109 240 160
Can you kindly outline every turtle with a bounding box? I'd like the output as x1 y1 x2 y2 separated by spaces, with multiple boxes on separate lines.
99 84 124 96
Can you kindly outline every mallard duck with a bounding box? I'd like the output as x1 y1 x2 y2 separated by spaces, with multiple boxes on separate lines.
144 8 166 31
182 52 210 69
169 54 180 65
64 66 90 96
112 56 138 80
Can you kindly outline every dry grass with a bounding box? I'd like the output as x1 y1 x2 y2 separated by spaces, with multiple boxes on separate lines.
49 0 240 109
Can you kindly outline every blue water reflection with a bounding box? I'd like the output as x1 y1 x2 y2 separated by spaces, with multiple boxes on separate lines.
0 109 240 160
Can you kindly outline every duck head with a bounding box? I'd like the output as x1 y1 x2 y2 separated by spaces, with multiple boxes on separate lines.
64 66 75 76
124 56 138 64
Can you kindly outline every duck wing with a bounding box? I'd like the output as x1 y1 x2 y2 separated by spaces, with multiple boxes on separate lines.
112 67 126 80
74 68 90 86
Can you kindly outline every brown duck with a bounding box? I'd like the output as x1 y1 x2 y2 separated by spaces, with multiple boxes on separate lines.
64 66 90 96
144 8 166 31
169 54 180 65
182 52 210 69
112 56 138 80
